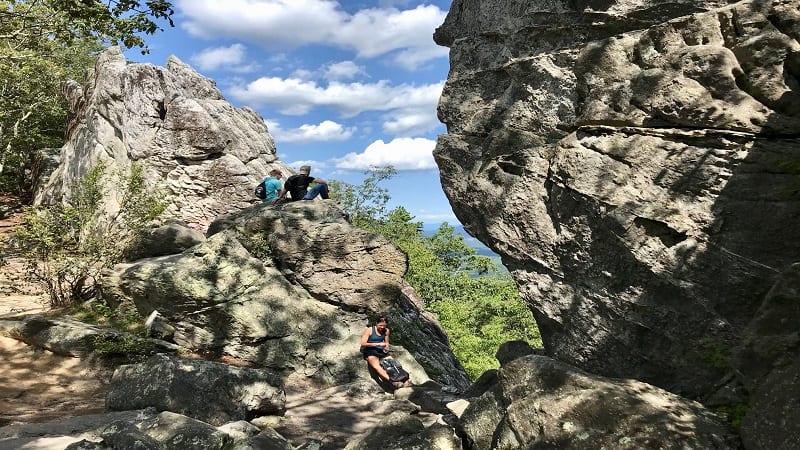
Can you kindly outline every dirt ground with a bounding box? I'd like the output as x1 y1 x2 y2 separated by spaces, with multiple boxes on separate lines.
0 212 110 429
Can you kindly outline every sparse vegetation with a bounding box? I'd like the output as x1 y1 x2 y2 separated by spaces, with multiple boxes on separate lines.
10 162 167 307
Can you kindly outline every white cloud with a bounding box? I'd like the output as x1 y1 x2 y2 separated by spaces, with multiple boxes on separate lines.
416 211 458 222
324 61 365 81
333 137 436 170
175 0 448 69
382 110 439 136
190 43 259 73
229 77 444 130
266 119 355 143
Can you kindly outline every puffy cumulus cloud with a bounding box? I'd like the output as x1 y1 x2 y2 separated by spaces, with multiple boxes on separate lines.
191 44 259 73
324 61 365 81
230 77 443 125
382 109 440 136
174 0 447 69
333 137 436 171
266 119 355 143
335 5 446 60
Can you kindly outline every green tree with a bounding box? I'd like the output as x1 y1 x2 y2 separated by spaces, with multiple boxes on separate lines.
10 161 167 306
0 0 174 195
329 165 396 227
333 167 541 379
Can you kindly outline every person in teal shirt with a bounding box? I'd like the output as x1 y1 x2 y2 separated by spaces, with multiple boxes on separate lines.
262 168 283 202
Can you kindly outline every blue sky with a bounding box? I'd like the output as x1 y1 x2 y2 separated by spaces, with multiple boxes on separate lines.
124 0 456 224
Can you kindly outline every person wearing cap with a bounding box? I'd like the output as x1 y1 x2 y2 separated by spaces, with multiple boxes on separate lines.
261 168 283 203
274 165 329 203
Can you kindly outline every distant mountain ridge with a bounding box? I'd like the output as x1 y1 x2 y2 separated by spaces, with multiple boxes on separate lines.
423 222 498 258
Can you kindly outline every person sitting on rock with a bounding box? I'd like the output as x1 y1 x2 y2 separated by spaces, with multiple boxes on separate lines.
360 317 411 388
273 165 329 203
262 168 283 203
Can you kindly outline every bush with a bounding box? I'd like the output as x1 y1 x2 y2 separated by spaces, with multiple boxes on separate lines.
10 161 167 307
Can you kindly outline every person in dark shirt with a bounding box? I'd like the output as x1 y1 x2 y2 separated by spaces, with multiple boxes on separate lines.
273 165 329 203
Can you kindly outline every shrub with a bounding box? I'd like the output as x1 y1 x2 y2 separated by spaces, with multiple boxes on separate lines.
11 161 167 307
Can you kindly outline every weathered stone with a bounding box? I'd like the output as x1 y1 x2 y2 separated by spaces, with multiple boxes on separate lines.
433 0 800 412
9 315 177 358
106 354 285 426
343 410 424 450
229 427 293 450
136 411 232 450
128 221 206 260
736 263 800 450
101 420 163 450
494 339 540 365
216 420 260 442
458 355 739 449
104 203 470 390
35 46 289 231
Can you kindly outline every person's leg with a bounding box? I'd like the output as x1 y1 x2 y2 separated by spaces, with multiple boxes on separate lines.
303 184 329 200
366 355 391 382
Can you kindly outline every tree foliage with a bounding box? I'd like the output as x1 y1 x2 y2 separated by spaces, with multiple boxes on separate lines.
10 161 167 306
0 0 174 195
333 167 542 379
329 166 396 227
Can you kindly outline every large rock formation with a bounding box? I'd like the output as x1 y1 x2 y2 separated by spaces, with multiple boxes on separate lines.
434 0 799 445
36 46 286 230
103 201 471 391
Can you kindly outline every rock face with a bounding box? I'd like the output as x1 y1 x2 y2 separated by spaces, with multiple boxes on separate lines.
434 0 800 410
36 46 286 230
106 354 285 426
103 201 471 391
455 354 738 450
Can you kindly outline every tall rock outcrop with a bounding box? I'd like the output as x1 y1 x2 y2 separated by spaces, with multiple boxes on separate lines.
36 46 284 230
434 0 799 419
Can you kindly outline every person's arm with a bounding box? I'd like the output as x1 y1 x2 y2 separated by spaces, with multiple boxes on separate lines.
312 177 327 185
383 329 390 351
272 188 287 204
360 327 372 347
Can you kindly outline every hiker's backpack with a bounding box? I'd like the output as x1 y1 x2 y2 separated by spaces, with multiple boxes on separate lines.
380 358 410 383
254 181 267 200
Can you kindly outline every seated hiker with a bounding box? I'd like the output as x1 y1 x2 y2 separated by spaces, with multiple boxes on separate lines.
360 317 412 388
262 168 283 202
273 165 329 203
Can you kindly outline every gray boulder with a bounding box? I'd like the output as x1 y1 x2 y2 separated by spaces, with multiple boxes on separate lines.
6 315 178 357
100 420 164 450
128 221 206 260
135 412 232 450
456 355 738 449
229 427 294 450
344 411 461 450
106 354 285 425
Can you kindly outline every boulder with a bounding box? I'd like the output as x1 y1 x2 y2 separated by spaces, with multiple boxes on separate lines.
128 221 206 260
229 427 293 450
456 354 738 450
106 354 285 425
343 410 459 450
7 315 178 357
433 0 800 407
135 412 232 450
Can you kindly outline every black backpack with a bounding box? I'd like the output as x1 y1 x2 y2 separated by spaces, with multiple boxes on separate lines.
380 358 410 382
254 181 267 200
